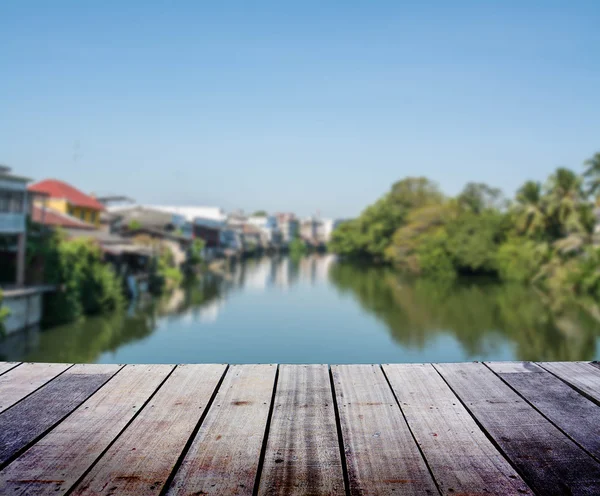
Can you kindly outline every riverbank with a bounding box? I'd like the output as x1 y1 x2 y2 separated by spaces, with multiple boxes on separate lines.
330 154 600 305
2 255 599 364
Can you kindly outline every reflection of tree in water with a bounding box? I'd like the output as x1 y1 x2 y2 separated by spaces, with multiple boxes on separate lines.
0 275 227 363
328 262 600 361
0 309 157 363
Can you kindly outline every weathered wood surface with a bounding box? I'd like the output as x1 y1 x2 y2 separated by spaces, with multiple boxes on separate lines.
0 363 122 467
0 362 71 413
0 361 599 494
0 364 173 496
487 361 600 461
539 361 600 404
435 362 600 496
0 362 20 376
385 363 532 495
71 364 226 496
258 364 345 496
166 364 276 496
333 364 438 495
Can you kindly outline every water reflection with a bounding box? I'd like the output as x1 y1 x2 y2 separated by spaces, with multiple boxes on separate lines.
1 254 599 363
328 263 600 361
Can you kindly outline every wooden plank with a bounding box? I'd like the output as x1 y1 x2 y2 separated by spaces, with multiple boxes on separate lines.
384 363 531 495
258 364 345 496
166 364 276 496
487 361 600 461
435 362 600 495
0 364 173 496
538 361 600 404
0 362 20 376
0 363 122 467
0 362 71 413
71 364 226 496
332 364 438 495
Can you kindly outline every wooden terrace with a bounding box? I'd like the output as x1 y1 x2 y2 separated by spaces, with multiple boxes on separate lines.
0 361 600 495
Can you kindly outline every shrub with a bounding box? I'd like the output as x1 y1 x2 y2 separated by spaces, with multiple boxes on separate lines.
0 289 10 336
42 234 125 325
415 231 457 281
496 238 550 284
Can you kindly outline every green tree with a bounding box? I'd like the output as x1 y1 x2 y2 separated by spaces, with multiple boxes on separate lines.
513 181 546 238
252 210 268 217
445 209 507 274
458 182 505 214
582 152 600 197
544 167 586 238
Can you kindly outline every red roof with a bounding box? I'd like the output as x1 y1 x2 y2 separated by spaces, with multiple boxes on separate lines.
31 205 97 230
28 179 105 211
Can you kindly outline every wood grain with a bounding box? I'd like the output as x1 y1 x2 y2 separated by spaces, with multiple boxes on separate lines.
71 364 226 496
436 362 600 495
385 363 531 495
0 362 71 413
166 364 276 496
0 364 172 496
332 364 438 495
0 362 20 376
0 363 122 467
487 361 600 461
538 361 600 404
258 364 345 496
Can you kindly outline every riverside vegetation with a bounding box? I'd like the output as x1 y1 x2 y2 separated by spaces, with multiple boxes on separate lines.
329 152 600 308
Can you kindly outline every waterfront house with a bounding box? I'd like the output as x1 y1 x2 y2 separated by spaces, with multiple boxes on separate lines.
248 215 282 245
0 166 32 286
28 179 105 227
150 206 227 257
319 218 343 243
300 216 321 241
275 213 299 242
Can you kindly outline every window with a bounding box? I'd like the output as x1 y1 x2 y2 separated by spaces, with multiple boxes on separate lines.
0 191 25 213
80 210 85 221
90 212 96 223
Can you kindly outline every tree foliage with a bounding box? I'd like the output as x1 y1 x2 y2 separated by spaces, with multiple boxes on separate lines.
329 151 600 301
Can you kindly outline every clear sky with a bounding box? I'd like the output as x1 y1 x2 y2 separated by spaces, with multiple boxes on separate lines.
1 1 599 218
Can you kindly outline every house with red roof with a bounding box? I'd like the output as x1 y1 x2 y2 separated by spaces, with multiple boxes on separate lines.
28 179 104 228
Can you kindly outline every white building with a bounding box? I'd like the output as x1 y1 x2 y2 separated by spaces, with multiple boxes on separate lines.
247 215 281 244
319 218 344 243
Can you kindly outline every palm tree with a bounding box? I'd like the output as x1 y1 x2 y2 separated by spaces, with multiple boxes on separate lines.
582 152 600 198
544 167 586 238
514 180 546 237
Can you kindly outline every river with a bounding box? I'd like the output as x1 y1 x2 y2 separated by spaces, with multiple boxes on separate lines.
1 254 600 363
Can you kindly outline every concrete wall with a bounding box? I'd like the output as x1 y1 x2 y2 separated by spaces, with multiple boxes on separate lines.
2 286 54 335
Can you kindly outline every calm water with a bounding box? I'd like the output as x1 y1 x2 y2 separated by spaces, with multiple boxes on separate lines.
2 254 600 364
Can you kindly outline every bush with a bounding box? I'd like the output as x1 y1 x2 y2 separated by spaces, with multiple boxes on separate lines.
496 238 550 284
415 231 457 281
289 238 308 257
42 234 125 325
0 289 10 336
188 238 205 266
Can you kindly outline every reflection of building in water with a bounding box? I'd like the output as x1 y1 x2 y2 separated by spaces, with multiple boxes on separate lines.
243 257 274 290
274 257 290 288
224 254 337 294
196 299 226 323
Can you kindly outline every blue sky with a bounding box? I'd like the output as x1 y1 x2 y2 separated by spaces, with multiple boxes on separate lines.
1 1 599 218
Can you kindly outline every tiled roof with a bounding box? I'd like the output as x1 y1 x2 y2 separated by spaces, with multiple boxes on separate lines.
31 205 97 230
28 179 105 211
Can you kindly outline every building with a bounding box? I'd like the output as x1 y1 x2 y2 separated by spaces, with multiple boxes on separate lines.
247 215 282 244
300 217 321 241
107 205 193 238
318 218 343 243
275 213 299 243
31 204 96 230
0 166 32 286
28 179 105 227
